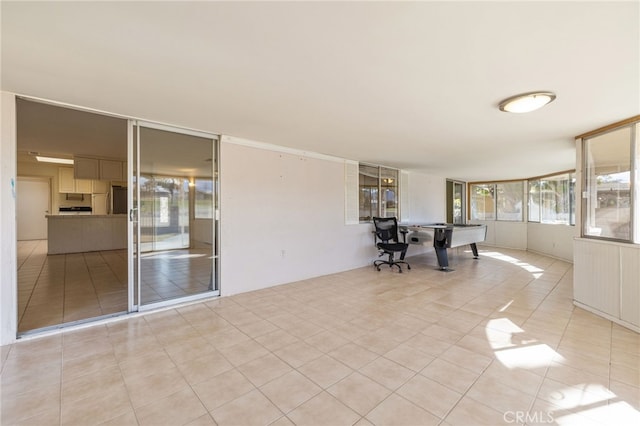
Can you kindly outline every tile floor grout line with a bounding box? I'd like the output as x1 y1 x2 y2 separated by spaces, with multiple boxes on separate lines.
16 241 50 330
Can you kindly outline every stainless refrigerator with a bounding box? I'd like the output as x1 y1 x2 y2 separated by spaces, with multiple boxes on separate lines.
112 186 127 215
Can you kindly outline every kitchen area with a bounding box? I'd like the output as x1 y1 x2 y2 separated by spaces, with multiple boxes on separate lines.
16 98 130 332
46 159 128 255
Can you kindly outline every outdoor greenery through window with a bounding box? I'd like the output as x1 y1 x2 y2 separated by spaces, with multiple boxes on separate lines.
470 182 523 221
583 125 634 241
470 184 495 220
359 164 398 222
528 173 576 225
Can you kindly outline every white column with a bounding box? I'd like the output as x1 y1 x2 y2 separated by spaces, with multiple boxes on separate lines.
1 92 18 346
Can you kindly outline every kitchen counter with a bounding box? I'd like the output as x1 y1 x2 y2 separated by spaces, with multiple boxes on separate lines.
47 215 127 254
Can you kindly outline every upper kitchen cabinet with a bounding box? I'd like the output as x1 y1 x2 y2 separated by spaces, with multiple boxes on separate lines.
59 167 75 192
92 180 109 194
74 157 99 180
59 167 92 194
75 156 126 181
100 159 123 180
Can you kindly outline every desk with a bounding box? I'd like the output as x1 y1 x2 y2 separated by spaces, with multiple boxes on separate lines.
403 223 487 270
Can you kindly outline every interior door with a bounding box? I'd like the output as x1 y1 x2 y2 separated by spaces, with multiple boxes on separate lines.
130 121 219 310
16 177 50 240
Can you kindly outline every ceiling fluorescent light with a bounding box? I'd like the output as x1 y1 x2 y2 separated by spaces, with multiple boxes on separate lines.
499 91 556 113
35 156 74 165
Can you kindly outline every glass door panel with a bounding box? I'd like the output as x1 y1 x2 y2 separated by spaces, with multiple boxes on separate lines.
453 182 464 224
131 122 219 309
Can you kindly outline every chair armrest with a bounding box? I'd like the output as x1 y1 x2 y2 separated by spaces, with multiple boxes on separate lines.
399 227 408 243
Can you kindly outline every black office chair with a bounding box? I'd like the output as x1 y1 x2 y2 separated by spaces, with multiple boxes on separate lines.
373 217 411 273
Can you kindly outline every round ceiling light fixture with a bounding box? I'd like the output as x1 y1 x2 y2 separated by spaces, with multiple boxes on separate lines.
498 91 556 113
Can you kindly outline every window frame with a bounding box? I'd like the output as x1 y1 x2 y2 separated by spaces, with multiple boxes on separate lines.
469 180 524 222
527 171 576 226
581 123 636 243
358 163 400 223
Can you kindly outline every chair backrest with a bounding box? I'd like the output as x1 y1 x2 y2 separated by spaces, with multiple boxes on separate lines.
373 217 399 243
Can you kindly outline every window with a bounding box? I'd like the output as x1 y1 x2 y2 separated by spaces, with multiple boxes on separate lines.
583 126 634 241
359 164 399 222
194 178 214 219
470 182 523 221
528 172 576 225
470 184 495 220
496 182 523 221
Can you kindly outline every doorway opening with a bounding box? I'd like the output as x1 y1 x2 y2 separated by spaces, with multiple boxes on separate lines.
446 180 466 224
15 97 220 335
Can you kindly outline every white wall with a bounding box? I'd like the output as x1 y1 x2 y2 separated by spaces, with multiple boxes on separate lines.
474 220 527 250
406 172 446 224
1 93 18 346
473 219 575 262
403 171 446 257
219 138 373 295
527 222 575 262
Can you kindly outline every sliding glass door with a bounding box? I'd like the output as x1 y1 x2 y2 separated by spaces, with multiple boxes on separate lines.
130 121 219 310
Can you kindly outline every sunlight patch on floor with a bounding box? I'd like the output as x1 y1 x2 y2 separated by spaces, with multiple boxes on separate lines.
480 251 545 278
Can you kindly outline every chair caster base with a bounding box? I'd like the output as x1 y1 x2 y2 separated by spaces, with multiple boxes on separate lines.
373 261 410 273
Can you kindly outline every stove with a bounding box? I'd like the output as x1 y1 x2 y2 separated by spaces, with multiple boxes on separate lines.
58 206 93 215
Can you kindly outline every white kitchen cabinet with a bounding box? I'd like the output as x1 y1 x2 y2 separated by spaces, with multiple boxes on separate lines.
74 157 100 180
75 156 125 181
75 179 93 194
59 167 93 194
92 180 109 194
59 167 75 192
100 160 123 181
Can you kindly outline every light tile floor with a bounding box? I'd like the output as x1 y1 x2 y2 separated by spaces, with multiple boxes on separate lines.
17 240 213 333
17 240 129 332
2 247 639 425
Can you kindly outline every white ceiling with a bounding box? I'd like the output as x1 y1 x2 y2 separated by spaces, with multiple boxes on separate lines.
2 1 638 181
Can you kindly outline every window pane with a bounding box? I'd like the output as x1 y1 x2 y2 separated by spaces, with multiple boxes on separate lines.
496 182 523 221
470 184 495 220
358 164 400 222
359 165 379 222
194 178 213 219
380 167 398 218
540 174 572 224
528 180 541 222
584 127 632 240
530 174 576 225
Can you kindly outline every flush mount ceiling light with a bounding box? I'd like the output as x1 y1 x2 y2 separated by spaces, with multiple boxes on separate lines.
498 91 556 113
